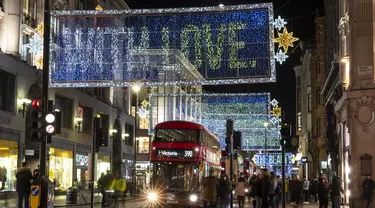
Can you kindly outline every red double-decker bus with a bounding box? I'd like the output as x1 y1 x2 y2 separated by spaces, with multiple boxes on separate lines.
148 120 221 207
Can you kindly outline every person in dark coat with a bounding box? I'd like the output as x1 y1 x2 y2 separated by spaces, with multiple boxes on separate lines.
311 178 319 203
251 173 263 208
317 177 329 208
363 174 375 208
261 169 270 208
16 162 32 208
330 174 343 208
218 175 230 208
289 175 303 207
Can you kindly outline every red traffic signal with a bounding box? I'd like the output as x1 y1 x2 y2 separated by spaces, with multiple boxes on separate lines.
31 99 43 108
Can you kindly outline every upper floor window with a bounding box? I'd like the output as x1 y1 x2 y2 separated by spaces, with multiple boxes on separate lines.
77 105 93 134
125 123 134 146
22 0 37 28
308 94 312 112
0 70 15 112
55 95 73 129
297 112 302 132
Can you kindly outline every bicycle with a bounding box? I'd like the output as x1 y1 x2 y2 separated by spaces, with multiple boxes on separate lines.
105 190 125 208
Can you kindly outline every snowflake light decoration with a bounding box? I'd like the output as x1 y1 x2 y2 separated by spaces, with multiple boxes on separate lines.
270 99 279 107
275 49 289 64
141 100 150 108
273 27 299 53
137 106 149 119
274 16 287 31
270 116 280 124
25 33 43 55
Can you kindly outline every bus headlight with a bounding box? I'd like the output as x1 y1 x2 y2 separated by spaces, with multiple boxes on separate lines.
148 192 158 201
245 188 249 193
189 194 198 202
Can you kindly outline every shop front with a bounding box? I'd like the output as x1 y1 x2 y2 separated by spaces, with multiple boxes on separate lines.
49 147 73 191
96 155 110 181
0 139 18 191
76 152 89 186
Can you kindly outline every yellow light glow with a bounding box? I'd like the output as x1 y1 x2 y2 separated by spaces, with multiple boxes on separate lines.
273 27 299 52
271 105 282 117
109 129 118 134
132 84 141 93
19 98 32 104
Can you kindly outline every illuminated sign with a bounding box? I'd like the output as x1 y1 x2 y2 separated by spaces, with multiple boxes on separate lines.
76 153 89 167
49 3 275 88
157 149 194 159
301 157 308 163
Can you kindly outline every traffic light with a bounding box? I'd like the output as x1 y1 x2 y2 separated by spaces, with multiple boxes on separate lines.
44 112 56 135
30 99 44 141
279 124 299 153
225 119 233 154
233 131 242 150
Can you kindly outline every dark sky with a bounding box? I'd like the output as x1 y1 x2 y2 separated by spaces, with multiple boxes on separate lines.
126 0 325 127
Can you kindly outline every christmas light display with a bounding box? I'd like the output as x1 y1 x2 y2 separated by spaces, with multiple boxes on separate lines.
49 3 276 88
253 153 294 176
275 49 289 64
148 93 281 150
24 23 44 69
273 16 287 31
270 98 279 107
273 27 299 53
271 105 282 118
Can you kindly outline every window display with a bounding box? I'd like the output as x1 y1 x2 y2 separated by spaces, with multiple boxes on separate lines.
0 140 18 191
96 155 110 181
76 152 89 186
49 148 73 190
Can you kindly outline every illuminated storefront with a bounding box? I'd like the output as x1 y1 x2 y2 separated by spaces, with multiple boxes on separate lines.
49 148 73 190
76 152 89 185
96 155 110 181
136 137 149 154
0 140 18 191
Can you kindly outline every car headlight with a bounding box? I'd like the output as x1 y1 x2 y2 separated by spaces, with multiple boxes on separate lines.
189 194 198 202
148 192 158 201
245 188 249 193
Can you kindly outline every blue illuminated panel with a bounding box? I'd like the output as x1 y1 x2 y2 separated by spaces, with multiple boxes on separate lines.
49 4 275 87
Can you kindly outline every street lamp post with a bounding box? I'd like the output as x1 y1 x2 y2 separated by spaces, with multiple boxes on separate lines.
132 84 140 196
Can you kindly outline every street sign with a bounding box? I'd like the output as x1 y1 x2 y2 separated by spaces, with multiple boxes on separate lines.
30 185 41 208
49 3 276 87
301 157 307 163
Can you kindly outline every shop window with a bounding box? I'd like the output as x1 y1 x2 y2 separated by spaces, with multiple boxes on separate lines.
125 124 134 146
137 137 149 153
55 95 73 129
78 105 93 134
96 155 110 182
0 140 18 191
0 70 15 112
49 148 73 190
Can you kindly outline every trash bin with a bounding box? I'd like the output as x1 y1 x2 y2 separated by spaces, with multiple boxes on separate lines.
66 188 77 204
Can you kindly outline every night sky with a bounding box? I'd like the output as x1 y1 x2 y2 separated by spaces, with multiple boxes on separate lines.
126 0 325 127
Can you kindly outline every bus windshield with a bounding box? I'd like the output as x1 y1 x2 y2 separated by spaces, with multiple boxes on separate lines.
155 129 199 143
152 163 200 192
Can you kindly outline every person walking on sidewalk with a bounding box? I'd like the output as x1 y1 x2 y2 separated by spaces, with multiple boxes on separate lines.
218 175 230 208
302 177 310 204
261 169 270 208
317 177 329 208
16 162 32 208
252 173 263 208
268 172 279 208
363 174 375 208
311 178 319 203
237 172 247 208
330 173 343 208
289 175 302 208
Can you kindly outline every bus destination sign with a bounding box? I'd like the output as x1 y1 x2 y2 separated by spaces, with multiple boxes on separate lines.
157 149 194 159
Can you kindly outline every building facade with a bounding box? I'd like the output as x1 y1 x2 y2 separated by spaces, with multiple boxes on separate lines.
0 0 135 192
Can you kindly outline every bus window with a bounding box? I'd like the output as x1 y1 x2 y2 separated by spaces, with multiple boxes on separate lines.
155 129 199 143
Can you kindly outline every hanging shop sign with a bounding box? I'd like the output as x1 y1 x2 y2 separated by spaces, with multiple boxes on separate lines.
49 3 276 88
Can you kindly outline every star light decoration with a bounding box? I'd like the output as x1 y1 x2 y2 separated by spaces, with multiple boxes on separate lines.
24 23 44 69
273 16 298 64
137 99 150 119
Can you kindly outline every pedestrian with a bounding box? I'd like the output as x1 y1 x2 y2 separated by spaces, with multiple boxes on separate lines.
253 173 263 208
363 174 375 208
110 171 127 207
311 178 319 203
236 172 247 208
289 175 302 208
248 174 258 208
16 162 32 208
261 169 270 208
302 177 310 203
202 168 217 208
218 174 230 208
317 177 329 208
330 173 343 208
268 172 279 208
